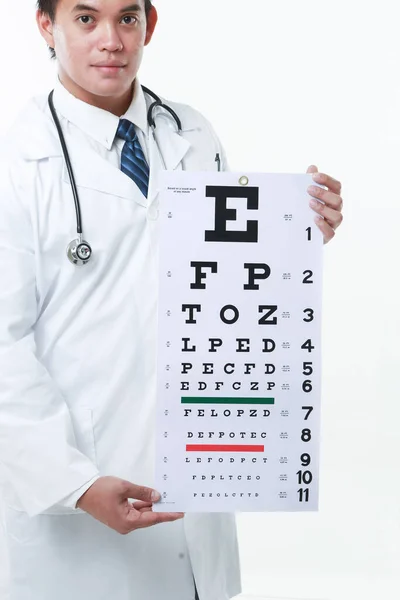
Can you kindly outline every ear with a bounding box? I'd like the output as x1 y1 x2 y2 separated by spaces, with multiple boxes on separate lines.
144 6 158 46
36 9 56 51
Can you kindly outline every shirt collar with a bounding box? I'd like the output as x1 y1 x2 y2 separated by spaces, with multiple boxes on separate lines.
52 76 149 150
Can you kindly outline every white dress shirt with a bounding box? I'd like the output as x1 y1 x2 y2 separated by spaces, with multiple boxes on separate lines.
53 75 150 170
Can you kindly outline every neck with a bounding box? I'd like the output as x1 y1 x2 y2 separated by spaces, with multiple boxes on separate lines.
57 70 134 116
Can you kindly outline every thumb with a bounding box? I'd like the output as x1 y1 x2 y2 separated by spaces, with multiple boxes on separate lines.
307 164 318 174
120 481 161 504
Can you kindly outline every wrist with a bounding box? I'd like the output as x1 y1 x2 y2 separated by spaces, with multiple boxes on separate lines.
76 476 101 509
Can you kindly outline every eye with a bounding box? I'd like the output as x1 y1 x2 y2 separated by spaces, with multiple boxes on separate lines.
78 15 94 24
121 15 138 25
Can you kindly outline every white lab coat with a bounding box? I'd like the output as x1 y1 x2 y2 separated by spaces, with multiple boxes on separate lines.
0 89 241 600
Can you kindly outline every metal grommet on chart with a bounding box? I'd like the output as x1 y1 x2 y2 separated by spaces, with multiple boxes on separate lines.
239 176 249 186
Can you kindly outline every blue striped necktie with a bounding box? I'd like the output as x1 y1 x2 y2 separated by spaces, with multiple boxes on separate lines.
116 118 149 198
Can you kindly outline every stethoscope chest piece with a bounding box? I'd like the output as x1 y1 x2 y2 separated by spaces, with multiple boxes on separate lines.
67 238 92 266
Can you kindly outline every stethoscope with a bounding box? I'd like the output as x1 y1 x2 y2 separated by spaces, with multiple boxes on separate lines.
48 85 222 266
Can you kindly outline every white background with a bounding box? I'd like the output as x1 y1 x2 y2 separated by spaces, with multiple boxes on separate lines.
0 1 399 599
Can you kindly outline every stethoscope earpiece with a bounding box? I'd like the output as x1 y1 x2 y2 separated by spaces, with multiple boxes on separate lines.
66 238 92 266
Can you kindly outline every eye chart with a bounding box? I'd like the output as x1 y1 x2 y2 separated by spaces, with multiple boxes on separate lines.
154 172 323 513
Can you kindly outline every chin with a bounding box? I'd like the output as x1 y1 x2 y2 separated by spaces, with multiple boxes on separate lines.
85 80 128 97
93 77 133 95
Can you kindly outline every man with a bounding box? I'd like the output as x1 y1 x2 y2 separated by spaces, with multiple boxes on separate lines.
0 1 344 599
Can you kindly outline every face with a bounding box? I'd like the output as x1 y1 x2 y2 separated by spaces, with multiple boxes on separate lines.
37 0 157 111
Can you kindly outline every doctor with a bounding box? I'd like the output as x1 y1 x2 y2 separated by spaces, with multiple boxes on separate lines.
0 1 344 599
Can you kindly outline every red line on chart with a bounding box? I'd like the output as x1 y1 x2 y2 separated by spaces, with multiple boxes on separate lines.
186 445 265 453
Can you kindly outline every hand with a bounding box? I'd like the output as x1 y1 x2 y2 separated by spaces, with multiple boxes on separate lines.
306 165 343 244
76 476 184 535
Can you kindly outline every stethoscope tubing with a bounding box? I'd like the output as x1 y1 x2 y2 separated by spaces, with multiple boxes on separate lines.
141 85 182 132
47 84 220 265
48 89 83 235
48 86 180 231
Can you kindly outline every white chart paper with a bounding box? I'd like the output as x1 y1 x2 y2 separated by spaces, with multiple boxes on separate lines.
154 172 323 512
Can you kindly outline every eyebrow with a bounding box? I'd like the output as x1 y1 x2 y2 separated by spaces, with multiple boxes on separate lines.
72 3 142 13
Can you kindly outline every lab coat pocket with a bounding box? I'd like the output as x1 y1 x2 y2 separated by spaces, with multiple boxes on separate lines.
69 406 98 468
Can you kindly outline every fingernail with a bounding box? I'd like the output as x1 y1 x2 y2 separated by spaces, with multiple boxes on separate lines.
151 490 161 502
308 185 318 195
309 199 318 208
312 173 322 182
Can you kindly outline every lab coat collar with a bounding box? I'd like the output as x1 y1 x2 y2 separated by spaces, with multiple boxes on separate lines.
52 76 149 150
7 83 193 206
55 89 191 207
57 104 191 207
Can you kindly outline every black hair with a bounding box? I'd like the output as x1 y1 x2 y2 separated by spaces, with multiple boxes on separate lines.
36 0 154 59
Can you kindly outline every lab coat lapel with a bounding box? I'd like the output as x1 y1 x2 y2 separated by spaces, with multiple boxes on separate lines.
60 117 191 208
25 95 192 208
61 134 149 207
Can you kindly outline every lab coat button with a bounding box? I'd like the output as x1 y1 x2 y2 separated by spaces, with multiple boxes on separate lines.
148 207 159 221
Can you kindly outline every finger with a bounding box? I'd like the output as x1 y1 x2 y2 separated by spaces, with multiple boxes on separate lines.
140 511 185 524
311 172 342 195
126 511 185 530
307 165 318 174
315 216 335 244
309 199 343 229
119 480 161 504
129 501 153 511
308 185 343 211
125 501 153 514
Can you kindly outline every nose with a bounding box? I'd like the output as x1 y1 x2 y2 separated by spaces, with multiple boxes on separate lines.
97 22 123 52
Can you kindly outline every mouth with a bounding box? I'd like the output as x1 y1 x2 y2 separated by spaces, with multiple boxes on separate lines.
92 63 127 73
